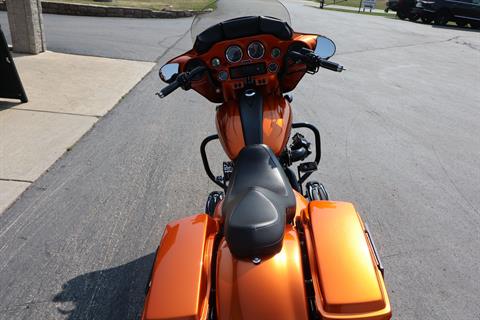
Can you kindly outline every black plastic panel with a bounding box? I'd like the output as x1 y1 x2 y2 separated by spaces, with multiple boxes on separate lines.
194 16 293 54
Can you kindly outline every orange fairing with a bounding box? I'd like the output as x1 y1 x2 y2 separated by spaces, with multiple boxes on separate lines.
216 95 292 159
216 225 309 320
142 214 218 320
303 201 391 320
167 33 319 103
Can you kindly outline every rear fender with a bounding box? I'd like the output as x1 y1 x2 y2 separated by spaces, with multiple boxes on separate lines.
216 225 310 320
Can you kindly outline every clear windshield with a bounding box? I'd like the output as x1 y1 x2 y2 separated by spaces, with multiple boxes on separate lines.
191 0 292 42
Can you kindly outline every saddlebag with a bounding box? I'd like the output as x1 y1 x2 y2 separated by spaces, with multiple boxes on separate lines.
142 214 218 320
304 201 391 320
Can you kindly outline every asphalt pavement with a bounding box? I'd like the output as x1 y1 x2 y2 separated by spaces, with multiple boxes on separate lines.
0 12 192 61
1 2 480 319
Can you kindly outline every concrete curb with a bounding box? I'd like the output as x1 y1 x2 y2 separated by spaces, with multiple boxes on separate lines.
0 1 209 19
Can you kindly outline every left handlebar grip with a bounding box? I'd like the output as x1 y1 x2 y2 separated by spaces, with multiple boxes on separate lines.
157 79 181 98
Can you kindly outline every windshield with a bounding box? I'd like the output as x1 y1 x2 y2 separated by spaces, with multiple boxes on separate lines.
191 0 292 42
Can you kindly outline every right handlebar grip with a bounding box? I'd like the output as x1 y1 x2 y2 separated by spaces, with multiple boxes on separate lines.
318 59 344 72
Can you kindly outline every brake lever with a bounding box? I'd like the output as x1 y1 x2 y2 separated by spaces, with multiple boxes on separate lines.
289 49 345 73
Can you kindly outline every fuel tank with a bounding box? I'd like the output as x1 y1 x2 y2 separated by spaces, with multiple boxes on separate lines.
215 94 292 160
215 224 309 320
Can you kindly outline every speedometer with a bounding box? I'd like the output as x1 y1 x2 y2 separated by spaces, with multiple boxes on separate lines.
225 45 243 63
248 41 265 59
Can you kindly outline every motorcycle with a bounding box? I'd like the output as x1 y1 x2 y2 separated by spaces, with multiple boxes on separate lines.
142 0 391 319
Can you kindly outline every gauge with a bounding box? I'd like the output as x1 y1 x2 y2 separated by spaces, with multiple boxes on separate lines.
218 70 228 81
271 47 281 58
248 41 265 59
211 58 221 67
225 45 243 63
268 63 278 73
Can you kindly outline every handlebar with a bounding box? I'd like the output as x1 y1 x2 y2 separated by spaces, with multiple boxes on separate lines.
317 59 345 72
288 49 344 73
157 79 182 98
157 66 206 99
158 51 342 99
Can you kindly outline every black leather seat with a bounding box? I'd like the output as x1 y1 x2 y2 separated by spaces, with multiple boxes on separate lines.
222 145 296 259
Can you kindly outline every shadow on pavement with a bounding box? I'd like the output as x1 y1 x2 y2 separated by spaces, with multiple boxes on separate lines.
0 100 21 110
53 253 155 320
431 24 480 33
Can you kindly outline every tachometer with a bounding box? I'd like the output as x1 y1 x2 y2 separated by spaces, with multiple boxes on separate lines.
248 41 265 59
225 45 243 63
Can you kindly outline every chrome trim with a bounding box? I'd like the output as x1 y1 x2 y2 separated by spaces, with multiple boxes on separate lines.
247 41 265 60
453 14 480 20
446 0 480 5
225 45 243 63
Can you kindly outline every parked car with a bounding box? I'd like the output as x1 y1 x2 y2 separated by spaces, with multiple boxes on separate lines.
386 0 420 20
413 0 480 27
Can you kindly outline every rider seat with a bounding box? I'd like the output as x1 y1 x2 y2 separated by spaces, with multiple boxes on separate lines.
222 144 296 259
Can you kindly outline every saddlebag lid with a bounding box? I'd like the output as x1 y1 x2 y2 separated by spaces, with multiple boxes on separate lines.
142 214 218 320
306 201 391 319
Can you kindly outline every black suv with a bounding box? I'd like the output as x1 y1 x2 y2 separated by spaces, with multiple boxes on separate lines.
414 0 480 27
386 0 420 20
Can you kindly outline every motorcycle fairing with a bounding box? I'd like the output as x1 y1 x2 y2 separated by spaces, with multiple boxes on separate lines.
142 214 218 320
166 32 317 103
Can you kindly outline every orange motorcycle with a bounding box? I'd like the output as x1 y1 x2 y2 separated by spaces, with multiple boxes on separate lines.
142 0 391 319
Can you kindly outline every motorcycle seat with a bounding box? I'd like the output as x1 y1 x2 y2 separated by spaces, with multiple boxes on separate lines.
222 144 296 259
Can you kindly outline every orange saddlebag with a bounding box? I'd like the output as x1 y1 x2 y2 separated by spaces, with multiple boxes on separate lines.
142 214 218 320
304 201 391 320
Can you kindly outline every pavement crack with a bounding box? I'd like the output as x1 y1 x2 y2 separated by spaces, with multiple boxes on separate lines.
7 108 101 119
155 28 191 64
452 39 480 52
337 36 462 56
432 146 480 218
0 178 33 183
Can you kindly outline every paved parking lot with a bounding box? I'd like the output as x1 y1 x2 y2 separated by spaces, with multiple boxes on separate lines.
1 1 479 319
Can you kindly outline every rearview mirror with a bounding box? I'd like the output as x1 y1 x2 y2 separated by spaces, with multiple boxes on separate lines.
314 36 336 59
159 63 179 83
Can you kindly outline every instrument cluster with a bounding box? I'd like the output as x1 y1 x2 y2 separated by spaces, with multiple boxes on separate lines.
207 39 283 84
224 41 266 63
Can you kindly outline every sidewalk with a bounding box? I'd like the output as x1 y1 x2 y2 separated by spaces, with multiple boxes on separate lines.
0 51 154 213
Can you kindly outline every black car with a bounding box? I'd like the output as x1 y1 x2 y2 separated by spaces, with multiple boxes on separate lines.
386 0 420 20
413 0 480 27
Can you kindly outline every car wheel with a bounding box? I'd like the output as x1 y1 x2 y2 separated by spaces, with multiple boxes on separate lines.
397 10 408 20
421 16 433 24
434 9 450 25
408 13 420 21
456 21 467 27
